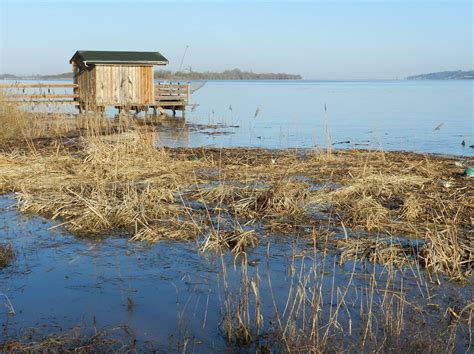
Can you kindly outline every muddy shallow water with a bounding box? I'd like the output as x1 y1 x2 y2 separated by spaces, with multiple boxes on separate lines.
0 195 472 351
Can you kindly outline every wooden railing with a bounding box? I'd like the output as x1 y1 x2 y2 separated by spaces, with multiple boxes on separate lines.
154 83 189 107
0 83 79 105
0 82 191 111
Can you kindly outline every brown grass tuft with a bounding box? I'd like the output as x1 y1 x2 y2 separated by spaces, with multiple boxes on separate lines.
421 225 473 281
200 227 258 254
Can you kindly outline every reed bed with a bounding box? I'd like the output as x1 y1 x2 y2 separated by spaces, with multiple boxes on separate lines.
218 240 473 352
0 326 135 352
6 131 207 240
336 236 419 267
0 105 472 351
0 106 472 280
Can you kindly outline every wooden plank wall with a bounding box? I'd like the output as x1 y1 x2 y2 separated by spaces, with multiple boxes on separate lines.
76 67 96 106
93 65 153 106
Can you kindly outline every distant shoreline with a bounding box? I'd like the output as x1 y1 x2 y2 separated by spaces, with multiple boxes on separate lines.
406 70 473 80
1 77 472 83
2 70 473 81
0 68 303 81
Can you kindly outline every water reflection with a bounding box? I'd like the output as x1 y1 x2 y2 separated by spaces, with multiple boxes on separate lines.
153 117 189 147
1 195 472 351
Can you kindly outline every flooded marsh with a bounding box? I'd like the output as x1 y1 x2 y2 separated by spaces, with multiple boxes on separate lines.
0 82 473 351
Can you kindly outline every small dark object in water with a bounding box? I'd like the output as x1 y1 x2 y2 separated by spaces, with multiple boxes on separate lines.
470 144 474 149
127 297 134 311
332 141 350 145
248 259 261 267
461 140 466 146
433 123 444 131
0 244 14 268
254 107 260 118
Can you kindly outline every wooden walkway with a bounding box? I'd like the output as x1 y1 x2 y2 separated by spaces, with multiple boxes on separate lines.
0 82 189 116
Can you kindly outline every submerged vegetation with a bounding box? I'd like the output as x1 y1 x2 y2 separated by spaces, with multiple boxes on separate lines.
1 127 471 279
0 326 136 352
0 100 472 351
0 244 14 268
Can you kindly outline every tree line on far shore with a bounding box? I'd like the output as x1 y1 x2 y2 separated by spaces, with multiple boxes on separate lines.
0 68 302 81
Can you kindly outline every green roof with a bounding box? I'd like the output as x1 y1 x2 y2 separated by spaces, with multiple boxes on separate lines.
70 50 169 65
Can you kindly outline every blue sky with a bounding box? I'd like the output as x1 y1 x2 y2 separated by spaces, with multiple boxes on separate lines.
0 0 472 79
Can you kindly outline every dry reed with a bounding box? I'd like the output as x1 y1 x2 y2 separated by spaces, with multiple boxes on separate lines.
0 326 135 352
0 103 472 279
0 93 28 144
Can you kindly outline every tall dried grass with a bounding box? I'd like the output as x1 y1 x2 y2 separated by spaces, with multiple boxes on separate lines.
218 237 472 352
0 100 471 280
0 93 28 144
309 174 430 232
8 131 207 240
421 225 473 280
0 101 472 351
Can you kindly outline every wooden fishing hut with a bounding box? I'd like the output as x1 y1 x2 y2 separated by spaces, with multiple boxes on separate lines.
69 50 189 116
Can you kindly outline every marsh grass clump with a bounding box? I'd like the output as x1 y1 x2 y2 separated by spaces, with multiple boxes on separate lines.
10 131 207 240
310 174 429 232
221 258 263 347
0 244 14 268
0 118 472 278
0 93 28 144
200 227 258 254
0 326 136 352
192 179 308 219
421 226 473 281
336 237 420 268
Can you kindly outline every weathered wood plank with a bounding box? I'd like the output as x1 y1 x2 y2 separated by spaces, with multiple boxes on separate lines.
7 94 79 99
155 89 188 94
155 84 188 89
156 97 188 101
157 102 187 107
0 83 78 88
14 100 81 105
